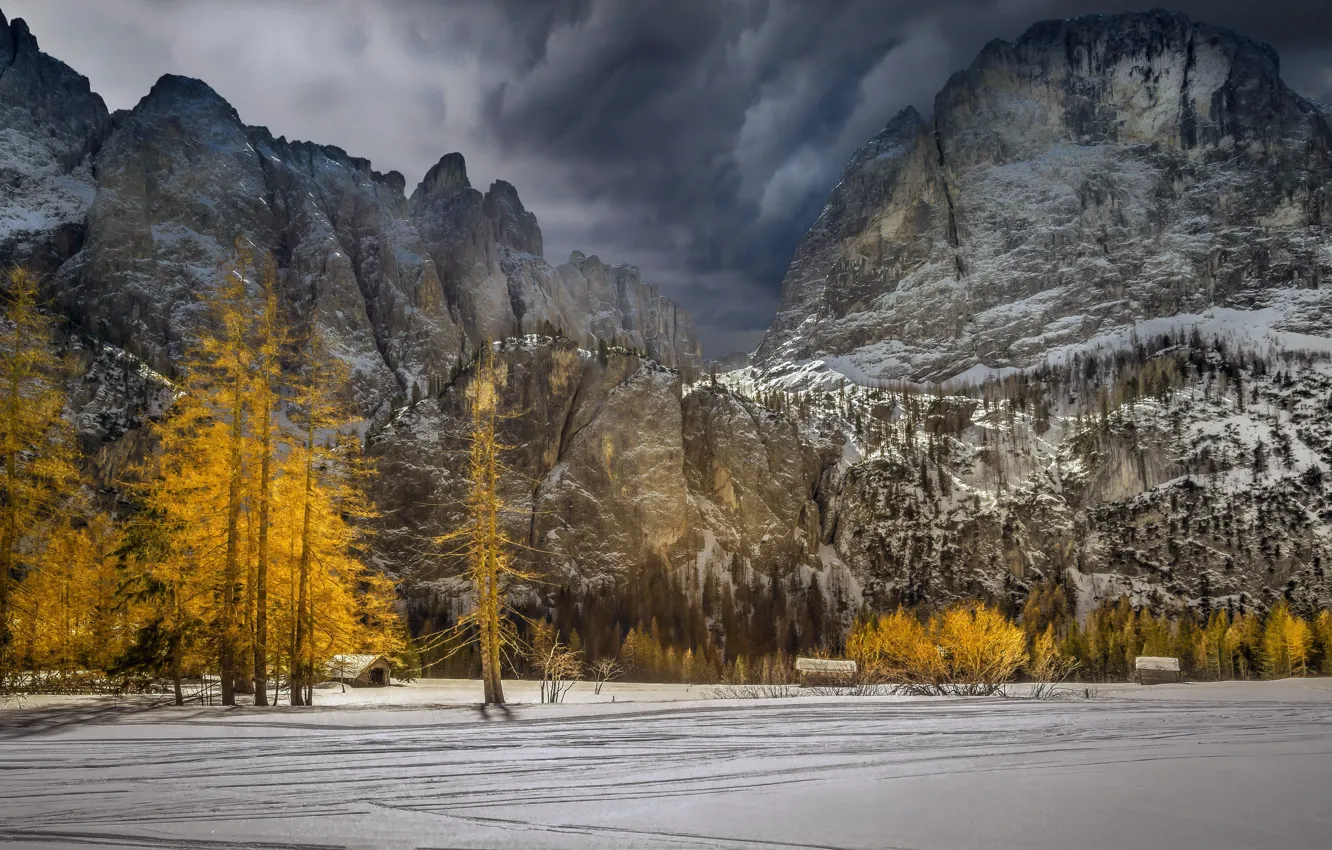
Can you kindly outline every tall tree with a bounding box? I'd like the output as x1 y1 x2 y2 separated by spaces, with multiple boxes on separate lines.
286 315 370 706
250 257 285 706
0 267 78 687
139 356 243 704
189 246 258 706
439 346 529 705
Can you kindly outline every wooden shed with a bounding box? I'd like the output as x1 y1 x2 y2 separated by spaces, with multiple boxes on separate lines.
326 654 392 687
1135 656 1181 685
795 658 857 687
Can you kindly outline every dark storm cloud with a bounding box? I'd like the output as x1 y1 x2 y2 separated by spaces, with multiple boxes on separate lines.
5 1 1332 355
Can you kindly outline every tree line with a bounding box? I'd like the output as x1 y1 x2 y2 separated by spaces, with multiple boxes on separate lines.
1 255 408 704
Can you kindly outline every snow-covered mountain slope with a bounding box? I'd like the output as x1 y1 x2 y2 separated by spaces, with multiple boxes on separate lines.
0 12 107 273
724 324 1332 616
0 12 702 421
755 10 1332 389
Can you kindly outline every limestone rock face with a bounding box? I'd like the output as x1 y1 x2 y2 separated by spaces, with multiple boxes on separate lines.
0 13 109 273
0 14 700 415
369 339 850 627
680 387 842 572
555 254 703 374
756 10 1332 386
51 74 446 411
368 340 691 590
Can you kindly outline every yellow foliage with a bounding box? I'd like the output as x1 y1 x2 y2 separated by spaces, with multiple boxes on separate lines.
1262 602 1312 679
846 608 937 681
11 517 121 675
111 245 405 705
934 603 1028 690
847 602 1027 694
1316 611 1332 676
1027 624 1076 683
437 345 529 705
1 266 81 680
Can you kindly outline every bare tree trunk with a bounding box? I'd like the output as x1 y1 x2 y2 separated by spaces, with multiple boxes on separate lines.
487 570 505 704
465 348 510 706
291 429 314 706
306 599 315 706
480 569 497 705
171 635 184 707
219 361 246 707
238 514 255 697
0 327 19 687
253 402 271 706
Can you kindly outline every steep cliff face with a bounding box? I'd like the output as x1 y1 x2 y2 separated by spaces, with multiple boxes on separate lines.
406 158 703 376
0 11 701 419
368 340 692 590
756 10 1332 387
369 338 826 581
0 13 108 273
368 337 857 641
730 10 1332 619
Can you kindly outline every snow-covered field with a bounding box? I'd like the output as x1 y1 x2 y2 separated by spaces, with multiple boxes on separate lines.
2 679 1331 849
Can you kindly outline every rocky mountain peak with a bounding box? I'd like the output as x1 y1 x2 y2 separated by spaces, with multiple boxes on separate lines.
756 9 1332 388
936 9 1299 166
844 106 925 175
377 169 407 195
482 179 542 257
137 73 240 122
1 12 15 63
1 11 33 62
0 6 109 270
415 151 470 197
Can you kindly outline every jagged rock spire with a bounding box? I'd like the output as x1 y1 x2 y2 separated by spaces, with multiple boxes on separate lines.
417 151 470 197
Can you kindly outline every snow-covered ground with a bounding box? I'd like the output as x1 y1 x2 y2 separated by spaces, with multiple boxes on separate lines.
2 679 1331 849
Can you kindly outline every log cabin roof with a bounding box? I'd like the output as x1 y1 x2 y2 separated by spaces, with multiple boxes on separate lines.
326 654 390 678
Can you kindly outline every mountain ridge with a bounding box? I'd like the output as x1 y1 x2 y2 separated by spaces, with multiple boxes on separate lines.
755 8 1332 390
0 10 702 414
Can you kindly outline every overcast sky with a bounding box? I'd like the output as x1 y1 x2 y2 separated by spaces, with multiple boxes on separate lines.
5 1 1331 356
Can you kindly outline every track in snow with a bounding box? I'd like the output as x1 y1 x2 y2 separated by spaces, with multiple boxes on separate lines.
2 686 1331 849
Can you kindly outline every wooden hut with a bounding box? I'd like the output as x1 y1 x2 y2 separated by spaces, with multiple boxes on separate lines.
1134 656 1181 685
326 654 392 687
795 658 857 687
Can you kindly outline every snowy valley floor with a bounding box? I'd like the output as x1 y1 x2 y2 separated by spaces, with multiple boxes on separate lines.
2 679 1331 849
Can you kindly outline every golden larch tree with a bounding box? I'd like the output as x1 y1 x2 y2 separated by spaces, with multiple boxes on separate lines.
438 345 531 705
249 256 285 705
284 316 378 706
0 266 79 686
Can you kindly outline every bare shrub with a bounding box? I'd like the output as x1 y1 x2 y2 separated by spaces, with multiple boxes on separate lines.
704 683 801 700
1018 625 1081 699
530 622 582 704
587 657 623 695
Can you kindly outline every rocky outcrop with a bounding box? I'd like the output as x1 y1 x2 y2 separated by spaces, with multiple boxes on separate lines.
0 9 701 418
369 338 821 583
368 340 691 587
679 387 842 572
555 252 703 374
0 12 109 273
756 10 1332 386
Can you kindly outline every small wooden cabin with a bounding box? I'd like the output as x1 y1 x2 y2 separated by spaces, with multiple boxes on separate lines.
326 654 392 687
795 657 857 687
1135 656 1181 685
